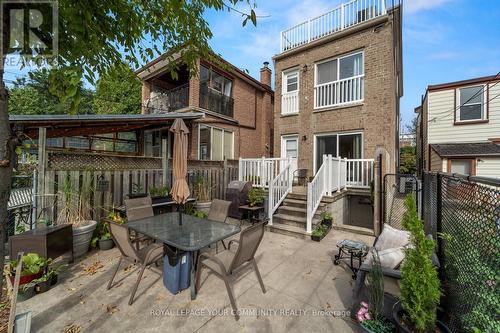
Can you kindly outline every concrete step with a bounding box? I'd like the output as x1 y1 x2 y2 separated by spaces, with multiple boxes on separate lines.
286 192 337 204
276 205 323 219
282 198 328 209
273 213 321 228
332 224 375 236
265 223 310 240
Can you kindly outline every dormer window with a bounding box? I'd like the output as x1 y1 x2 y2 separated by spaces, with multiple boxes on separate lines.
456 85 486 122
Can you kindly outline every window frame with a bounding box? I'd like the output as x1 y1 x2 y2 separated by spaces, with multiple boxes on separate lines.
282 68 299 94
312 131 364 174
197 124 234 161
455 84 488 124
447 158 476 176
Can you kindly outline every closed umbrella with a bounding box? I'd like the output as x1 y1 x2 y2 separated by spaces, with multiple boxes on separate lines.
170 119 190 214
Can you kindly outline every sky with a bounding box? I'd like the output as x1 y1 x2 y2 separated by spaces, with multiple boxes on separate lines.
200 0 500 129
3 0 499 129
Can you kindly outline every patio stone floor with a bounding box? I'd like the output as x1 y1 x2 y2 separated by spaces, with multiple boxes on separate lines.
17 224 374 333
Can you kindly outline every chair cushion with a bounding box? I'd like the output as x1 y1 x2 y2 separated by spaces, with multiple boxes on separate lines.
365 247 406 269
375 224 410 251
201 249 236 275
137 243 163 265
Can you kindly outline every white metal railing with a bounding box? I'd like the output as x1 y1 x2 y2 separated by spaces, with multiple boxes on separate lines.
280 0 387 53
281 91 299 115
268 163 293 225
306 155 347 233
314 75 364 109
346 159 374 188
238 157 290 188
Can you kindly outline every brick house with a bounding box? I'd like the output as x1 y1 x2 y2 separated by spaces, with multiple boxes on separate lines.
136 54 274 161
416 75 500 178
273 1 402 177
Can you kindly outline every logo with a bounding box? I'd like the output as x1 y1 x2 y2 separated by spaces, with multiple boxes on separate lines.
0 0 58 60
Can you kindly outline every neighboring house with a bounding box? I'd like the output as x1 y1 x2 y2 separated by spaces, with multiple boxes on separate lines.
273 0 402 177
416 74 500 178
400 133 416 148
135 54 274 161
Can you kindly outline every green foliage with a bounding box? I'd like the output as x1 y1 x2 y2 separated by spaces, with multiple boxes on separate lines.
248 187 265 207
311 224 327 237
192 210 208 219
361 319 395 333
149 185 169 197
107 211 126 224
91 221 112 248
10 253 48 276
8 69 94 115
131 183 144 194
400 194 440 332
94 62 142 114
368 249 384 320
321 211 332 220
400 146 416 175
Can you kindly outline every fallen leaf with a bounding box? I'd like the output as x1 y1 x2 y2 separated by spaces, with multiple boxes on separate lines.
67 287 76 292
81 261 104 276
63 324 81 333
326 302 331 309
305 270 312 275
106 304 119 315
123 264 134 272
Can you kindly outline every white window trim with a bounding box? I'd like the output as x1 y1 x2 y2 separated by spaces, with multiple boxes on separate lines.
197 124 234 161
280 134 299 158
281 68 300 116
313 50 365 110
456 84 487 123
312 131 364 174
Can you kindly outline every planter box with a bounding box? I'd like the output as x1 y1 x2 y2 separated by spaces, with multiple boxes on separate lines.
321 219 332 228
9 271 43 286
35 280 51 294
151 195 171 205
311 234 325 242
17 285 35 302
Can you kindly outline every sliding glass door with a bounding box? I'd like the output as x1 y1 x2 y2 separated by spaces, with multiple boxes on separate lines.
315 132 362 172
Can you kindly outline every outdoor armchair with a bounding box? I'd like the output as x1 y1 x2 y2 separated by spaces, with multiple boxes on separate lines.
207 199 232 252
124 196 154 248
195 222 267 320
107 222 163 305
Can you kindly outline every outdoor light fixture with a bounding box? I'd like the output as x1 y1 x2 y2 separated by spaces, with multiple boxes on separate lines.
302 64 308 72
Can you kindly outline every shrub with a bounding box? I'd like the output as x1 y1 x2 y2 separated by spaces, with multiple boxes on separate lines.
400 194 441 332
248 187 265 207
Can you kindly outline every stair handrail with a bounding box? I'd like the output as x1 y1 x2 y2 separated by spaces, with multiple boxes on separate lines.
268 158 293 225
306 155 329 233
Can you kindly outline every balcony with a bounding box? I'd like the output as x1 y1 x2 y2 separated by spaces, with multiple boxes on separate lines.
199 82 234 118
280 0 387 53
314 75 364 109
147 83 189 113
281 91 299 115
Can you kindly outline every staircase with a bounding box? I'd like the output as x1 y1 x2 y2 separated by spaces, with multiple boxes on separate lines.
266 191 335 239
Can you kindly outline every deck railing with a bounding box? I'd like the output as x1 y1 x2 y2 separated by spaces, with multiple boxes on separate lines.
306 155 347 233
268 163 293 225
280 0 387 53
314 75 364 109
346 159 374 188
238 157 290 188
147 83 189 113
281 91 299 115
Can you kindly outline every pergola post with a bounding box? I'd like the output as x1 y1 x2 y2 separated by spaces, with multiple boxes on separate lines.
36 127 47 219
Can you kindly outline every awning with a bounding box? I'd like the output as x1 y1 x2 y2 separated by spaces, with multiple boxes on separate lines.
431 142 500 158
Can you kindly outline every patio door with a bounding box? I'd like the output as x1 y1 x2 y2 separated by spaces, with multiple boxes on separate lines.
281 135 298 175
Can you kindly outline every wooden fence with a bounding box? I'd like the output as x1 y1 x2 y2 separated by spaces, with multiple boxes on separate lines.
38 151 239 222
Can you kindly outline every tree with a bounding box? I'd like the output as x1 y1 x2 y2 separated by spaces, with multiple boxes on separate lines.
93 62 141 114
400 146 417 175
0 0 258 292
8 70 94 115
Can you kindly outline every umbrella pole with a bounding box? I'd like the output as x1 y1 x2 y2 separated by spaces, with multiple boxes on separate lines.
178 203 183 226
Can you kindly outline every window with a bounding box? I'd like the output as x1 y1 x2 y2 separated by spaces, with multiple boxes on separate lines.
283 70 299 93
144 130 170 157
315 132 362 172
449 159 475 176
198 125 234 160
457 85 485 122
314 51 364 108
200 65 232 97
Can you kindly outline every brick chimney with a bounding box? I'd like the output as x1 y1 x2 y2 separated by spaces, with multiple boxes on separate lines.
260 61 272 87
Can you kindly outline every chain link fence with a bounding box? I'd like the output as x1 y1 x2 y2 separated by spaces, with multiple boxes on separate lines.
422 172 500 332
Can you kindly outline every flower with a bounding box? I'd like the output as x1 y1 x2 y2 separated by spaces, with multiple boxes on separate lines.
357 314 366 322
364 312 371 320
361 301 369 309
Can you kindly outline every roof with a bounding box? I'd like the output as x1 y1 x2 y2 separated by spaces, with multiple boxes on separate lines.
9 111 205 138
427 74 499 92
136 50 273 94
431 142 500 158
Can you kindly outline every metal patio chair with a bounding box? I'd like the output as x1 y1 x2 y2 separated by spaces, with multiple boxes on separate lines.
195 222 267 320
207 199 232 252
107 222 163 305
125 196 154 221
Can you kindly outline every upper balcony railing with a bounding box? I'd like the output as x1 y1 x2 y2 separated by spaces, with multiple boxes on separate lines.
147 83 189 113
280 0 387 53
199 83 235 118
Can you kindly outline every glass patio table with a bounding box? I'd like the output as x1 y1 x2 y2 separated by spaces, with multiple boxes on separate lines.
126 212 240 299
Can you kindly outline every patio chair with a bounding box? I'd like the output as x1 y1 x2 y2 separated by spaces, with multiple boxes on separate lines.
293 168 308 186
195 222 266 320
125 196 154 248
207 199 232 252
107 222 163 305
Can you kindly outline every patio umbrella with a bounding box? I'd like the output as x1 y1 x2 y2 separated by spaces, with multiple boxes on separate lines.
170 118 190 207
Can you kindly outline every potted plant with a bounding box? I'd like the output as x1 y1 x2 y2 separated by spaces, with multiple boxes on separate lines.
58 174 98 258
320 211 333 228
7 253 47 286
149 185 170 204
28 263 66 294
193 175 212 212
128 182 147 199
91 221 114 251
248 187 265 207
393 195 449 333
311 224 328 242
357 249 395 333
106 210 126 224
